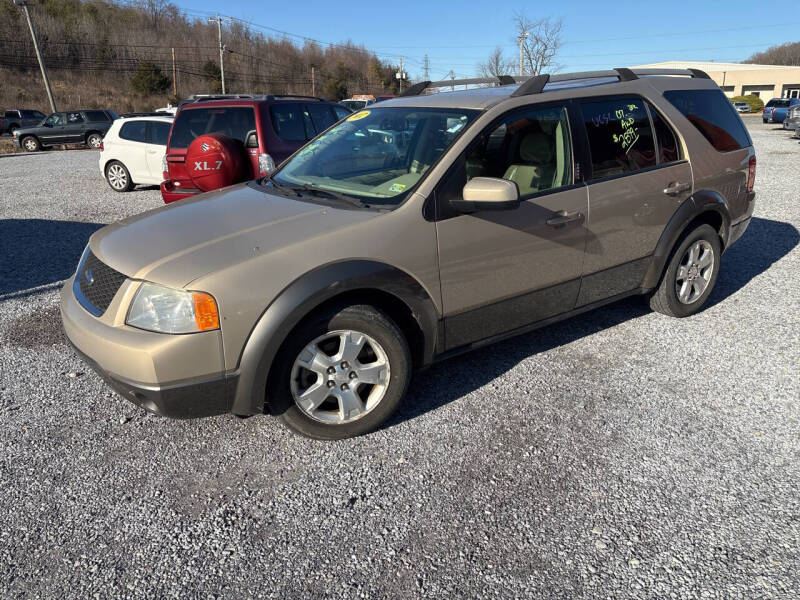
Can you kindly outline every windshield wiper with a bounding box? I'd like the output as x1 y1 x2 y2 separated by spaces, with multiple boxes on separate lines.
263 174 300 196
288 183 370 208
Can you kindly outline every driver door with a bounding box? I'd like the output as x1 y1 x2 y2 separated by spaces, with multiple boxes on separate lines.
40 113 67 144
435 103 588 349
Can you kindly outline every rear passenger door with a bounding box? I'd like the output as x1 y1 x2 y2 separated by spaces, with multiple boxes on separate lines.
118 120 149 179
145 120 171 181
436 103 588 349
64 111 87 142
576 96 692 306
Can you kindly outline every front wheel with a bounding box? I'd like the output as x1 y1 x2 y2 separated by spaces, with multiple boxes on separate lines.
86 133 103 149
268 305 411 440
21 136 40 152
649 223 721 318
105 161 133 192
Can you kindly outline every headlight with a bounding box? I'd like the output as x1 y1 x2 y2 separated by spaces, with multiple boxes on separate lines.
126 282 219 334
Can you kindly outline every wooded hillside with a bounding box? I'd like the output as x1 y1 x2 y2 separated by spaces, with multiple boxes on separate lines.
0 0 401 113
746 42 800 66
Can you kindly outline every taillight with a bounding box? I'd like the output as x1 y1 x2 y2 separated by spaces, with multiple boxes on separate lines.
746 156 756 193
98 141 104 150
161 154 168 181
258 153 276 176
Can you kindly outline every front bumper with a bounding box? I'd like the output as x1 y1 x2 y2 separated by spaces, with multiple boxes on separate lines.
60 275 235 418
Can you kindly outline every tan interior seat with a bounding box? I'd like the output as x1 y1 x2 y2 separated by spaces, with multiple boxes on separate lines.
503 132 557 196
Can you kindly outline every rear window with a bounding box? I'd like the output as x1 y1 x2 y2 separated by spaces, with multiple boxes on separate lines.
119 121 148 143
20 110 44 119
765 99 790 108
169 106 256 149
581 97 657 180
84 110 110 122
305 104 336 134
270 103 312 142
664 90 750 152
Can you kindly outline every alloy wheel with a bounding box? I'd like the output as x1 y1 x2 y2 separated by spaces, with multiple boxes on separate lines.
290 330 390 424
23 138 37 151
107 164 127 190
675 240 714 304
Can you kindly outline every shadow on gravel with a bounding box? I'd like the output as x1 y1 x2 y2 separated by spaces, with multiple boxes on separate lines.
0 219 103 296
709 216 799 307
391 296 651 429
391 216 798 428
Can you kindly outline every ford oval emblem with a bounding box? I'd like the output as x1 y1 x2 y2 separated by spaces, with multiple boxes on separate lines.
84 268 95 286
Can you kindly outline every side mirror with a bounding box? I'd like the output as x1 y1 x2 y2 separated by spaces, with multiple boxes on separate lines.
245 130 259 148
451 177 520 213
43 122 52 128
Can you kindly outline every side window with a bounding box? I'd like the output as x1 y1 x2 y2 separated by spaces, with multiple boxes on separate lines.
67 112 85 124
647 103 681 164
150 121 171 145
305 103 336 135
83 110 109 122
333 105 351 120
270 103 309 142
581 98 656 180
45 114 64 126
663 89 750 152
439 105 573 205
119 121 148 142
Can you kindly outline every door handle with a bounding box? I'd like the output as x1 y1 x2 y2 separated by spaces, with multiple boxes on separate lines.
546 210 582 226
663 182 691 196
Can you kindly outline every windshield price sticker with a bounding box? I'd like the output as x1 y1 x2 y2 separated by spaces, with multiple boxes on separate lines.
347 110 371 122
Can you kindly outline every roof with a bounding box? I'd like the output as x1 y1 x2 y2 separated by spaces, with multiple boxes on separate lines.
631 61 800 72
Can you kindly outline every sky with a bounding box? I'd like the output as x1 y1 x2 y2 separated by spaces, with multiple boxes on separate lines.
171 0 800 80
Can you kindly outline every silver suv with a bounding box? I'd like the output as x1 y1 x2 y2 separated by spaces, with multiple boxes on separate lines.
61 68 756 439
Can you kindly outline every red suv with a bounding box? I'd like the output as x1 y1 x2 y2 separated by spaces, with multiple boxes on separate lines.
161 95 351 203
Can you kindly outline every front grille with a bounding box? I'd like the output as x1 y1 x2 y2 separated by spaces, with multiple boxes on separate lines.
75 250 127 316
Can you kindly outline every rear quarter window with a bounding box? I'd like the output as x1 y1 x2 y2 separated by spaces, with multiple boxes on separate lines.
664 89 750 152
151 121 171 145
84 110 110 122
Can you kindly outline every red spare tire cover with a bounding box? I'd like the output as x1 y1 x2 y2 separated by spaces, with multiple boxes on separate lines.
185 133 245 192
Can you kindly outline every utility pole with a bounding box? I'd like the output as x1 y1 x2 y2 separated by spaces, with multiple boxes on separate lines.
396 57 405 92
423 54 429 80
518 30 529 76
311 66 316 96
449 70 454 92
171 47 177 98
208 15 231 93
13 0 56 113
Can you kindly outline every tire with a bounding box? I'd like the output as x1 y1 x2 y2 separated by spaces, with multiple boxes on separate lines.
105 160 133 192
86 133 103 149
20 136 40 152
648 223 721 318
268 304 411 440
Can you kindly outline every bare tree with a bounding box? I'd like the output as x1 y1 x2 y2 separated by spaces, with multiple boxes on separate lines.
140 0 168 29
746 41 800 66
514 13 562 76
478 46 515 78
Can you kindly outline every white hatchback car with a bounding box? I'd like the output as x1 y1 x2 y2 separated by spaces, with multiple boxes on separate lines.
99 114 173 192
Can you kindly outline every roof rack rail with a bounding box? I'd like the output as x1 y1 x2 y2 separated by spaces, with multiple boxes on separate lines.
400 67 712 99
265 94 324 101
118 111 173 118
401 75 521 96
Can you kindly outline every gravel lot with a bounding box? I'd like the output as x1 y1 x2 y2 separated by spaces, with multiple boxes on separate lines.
1 121 798 599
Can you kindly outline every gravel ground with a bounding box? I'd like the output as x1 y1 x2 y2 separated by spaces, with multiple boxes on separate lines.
1 122 798 599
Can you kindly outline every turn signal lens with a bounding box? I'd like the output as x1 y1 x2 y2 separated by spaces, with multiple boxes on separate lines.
192 292 219 331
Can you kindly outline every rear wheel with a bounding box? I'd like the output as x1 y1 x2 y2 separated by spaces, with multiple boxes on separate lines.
649 223 721 318
86 133 103 149
105 161 133 192
21 136 39 152
268 304 411 440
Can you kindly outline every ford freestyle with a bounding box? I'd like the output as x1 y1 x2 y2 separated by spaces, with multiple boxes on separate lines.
61 68 756 439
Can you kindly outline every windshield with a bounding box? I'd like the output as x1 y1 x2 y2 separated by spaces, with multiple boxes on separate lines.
271 107 478 205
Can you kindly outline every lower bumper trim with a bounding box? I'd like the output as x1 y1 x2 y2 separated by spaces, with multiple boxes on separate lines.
68 340 236 418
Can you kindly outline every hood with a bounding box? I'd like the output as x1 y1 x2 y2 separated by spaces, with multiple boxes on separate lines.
90 183 379 288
